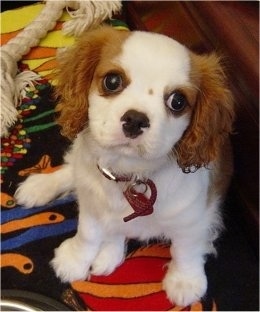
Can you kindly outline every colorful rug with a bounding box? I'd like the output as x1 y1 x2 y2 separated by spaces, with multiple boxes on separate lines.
1 3 258 311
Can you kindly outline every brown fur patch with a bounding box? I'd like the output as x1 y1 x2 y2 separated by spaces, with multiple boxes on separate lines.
55 26 131 140
174 52 235 171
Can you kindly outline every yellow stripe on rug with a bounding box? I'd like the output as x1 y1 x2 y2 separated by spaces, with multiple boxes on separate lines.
1 3 75 80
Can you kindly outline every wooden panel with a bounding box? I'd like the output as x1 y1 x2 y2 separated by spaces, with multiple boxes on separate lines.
183 1 259 102
181 1 259 246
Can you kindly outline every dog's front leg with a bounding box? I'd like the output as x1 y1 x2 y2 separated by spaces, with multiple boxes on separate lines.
90 235 126 276
15 164 73 208
163 227 208 307
50 212 103 283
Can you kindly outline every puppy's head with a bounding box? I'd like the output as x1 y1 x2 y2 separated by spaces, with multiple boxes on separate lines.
56 26 234 171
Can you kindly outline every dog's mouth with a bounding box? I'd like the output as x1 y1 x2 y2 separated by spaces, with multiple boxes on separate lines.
110 141 148 158
88 117 163 161
92 128 148 157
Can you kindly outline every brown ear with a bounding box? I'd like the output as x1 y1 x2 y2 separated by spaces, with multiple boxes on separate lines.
55 26 129 140
175 53 235 172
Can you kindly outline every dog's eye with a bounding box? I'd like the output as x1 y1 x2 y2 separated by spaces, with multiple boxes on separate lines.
166 92 187 112
103 73 123 93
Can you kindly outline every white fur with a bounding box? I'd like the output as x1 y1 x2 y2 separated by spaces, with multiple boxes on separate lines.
15 31 225 307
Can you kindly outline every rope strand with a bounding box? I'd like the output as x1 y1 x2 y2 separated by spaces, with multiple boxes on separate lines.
1 0 122 136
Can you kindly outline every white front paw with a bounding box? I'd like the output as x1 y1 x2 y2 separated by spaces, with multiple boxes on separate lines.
15 174 57 208
50 238 90 283
163 265 207 307
91 243 125 276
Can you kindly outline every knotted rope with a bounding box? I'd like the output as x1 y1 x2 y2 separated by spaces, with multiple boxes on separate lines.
1 0 122 136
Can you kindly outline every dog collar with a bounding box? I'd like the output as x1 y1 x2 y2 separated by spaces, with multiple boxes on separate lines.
97 165 133 182
97 165 157 222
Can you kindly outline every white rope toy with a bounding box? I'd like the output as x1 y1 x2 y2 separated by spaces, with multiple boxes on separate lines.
1 0 122 137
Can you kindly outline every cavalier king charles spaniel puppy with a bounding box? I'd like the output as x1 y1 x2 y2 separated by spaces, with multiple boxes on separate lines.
15 26 234 306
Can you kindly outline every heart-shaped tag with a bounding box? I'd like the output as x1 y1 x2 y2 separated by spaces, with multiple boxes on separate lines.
123 179 157 222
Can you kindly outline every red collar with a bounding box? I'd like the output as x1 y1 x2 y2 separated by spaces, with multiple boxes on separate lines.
97 165 157 222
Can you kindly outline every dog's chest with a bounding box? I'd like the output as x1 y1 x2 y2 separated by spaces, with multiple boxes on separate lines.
76 153 209 238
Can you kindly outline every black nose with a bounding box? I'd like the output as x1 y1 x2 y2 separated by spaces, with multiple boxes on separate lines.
120 109 150 139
